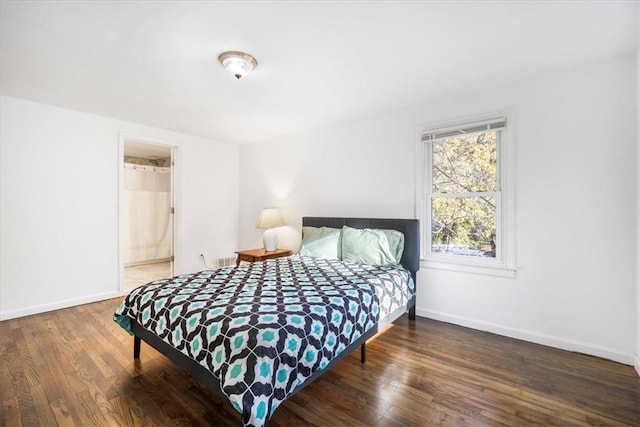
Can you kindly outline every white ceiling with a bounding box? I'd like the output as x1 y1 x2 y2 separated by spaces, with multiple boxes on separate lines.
1 1 637 144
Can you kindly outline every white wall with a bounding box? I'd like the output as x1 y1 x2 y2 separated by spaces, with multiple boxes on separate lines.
636 5 640 376
0 96 240 320
240 55 636 364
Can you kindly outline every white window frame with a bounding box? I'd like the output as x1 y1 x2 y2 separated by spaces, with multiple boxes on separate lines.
416 111 517 278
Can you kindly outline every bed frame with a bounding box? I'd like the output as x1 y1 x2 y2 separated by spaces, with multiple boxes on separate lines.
130 216 419 425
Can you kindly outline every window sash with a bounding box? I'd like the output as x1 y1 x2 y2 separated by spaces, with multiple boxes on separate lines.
425 125 503 263
430 191 497 198
427 193 502 262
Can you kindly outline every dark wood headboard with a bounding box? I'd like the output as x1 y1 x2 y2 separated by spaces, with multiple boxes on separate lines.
301 217 420 282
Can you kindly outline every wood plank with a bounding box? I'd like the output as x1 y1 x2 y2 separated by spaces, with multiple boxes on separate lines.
49 397 74 426
0 298 638 427
108 394 162 427
2 398 21 427
28 385 57 427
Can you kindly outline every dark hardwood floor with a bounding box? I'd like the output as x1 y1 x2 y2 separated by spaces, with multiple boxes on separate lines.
1 297 638 426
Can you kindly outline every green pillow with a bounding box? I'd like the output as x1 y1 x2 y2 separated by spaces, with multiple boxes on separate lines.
299 226 341 259
380 229 404 264
340 226 398 266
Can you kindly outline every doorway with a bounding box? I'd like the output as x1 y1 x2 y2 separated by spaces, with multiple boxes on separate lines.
120 138 175 292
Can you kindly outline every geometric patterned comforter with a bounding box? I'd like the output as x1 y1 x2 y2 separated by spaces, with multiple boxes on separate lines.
114 255 414 427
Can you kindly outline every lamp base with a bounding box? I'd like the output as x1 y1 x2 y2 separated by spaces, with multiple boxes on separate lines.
263 228 278 252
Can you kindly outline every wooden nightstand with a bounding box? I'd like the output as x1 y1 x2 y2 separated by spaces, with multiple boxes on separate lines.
235 248 292 266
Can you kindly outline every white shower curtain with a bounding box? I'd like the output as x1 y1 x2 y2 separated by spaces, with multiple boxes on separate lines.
123 163 172 265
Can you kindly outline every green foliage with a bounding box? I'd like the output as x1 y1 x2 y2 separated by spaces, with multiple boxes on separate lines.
431 131 497 257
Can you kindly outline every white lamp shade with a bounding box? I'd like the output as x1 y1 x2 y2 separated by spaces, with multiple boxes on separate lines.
255 208 285 229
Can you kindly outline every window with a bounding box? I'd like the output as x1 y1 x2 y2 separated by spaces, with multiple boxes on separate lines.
419 115 515 276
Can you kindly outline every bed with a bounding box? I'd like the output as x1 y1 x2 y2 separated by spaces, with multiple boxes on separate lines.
114 216 419 427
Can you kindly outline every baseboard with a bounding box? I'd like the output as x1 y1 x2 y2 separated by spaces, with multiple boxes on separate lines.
124 258 171 268
635 355 640 377
416 308 634 366
0 291 122 321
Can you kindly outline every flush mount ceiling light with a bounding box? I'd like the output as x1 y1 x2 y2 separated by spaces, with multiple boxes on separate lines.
218 51 258 79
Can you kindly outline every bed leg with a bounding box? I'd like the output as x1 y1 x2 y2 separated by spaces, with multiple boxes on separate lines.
360 343 366 364
409 306 416 320
134 336 141 359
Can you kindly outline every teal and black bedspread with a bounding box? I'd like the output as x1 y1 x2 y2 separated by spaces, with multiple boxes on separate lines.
114 255 414 427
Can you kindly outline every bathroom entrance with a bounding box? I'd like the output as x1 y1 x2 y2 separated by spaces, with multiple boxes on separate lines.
121 138 175 292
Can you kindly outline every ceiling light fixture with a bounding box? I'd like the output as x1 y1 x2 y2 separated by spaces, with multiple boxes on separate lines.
218 51 258 80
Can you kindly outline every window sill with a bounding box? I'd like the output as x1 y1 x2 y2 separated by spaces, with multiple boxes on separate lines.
421 258 517 278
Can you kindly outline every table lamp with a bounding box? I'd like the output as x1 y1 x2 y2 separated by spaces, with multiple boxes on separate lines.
256 207 285 251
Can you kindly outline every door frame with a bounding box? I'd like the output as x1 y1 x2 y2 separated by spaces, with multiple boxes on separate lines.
118 132 179 294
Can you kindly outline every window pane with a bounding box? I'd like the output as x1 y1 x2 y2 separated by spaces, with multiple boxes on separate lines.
432 131 497 193
431 196 496 258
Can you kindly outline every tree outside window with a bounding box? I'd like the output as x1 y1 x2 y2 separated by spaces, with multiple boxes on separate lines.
430 130 498 258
